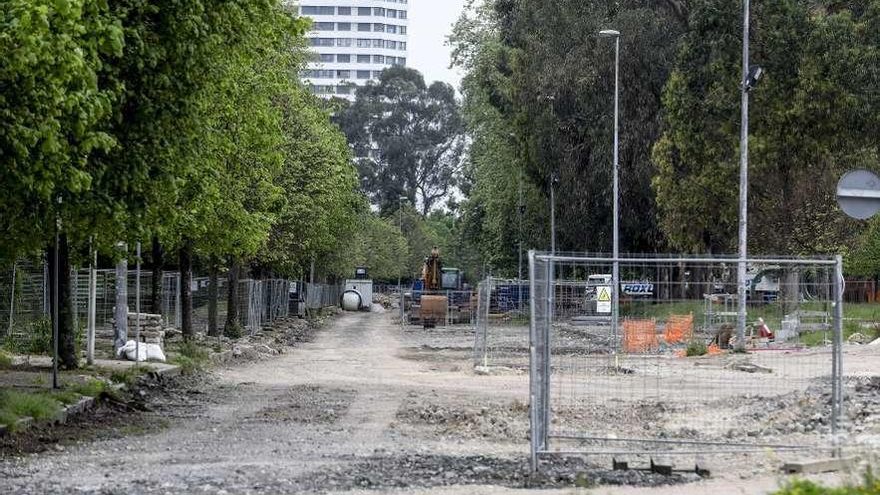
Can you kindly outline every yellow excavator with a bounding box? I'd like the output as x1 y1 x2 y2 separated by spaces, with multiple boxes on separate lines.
419 247 448 328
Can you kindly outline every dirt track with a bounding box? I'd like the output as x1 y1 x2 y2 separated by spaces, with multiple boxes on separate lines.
0 312 870 494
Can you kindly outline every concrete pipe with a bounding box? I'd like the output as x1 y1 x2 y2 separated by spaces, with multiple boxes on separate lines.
341 290 363 312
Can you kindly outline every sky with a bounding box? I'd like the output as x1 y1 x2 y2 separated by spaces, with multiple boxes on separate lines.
408 0 469 90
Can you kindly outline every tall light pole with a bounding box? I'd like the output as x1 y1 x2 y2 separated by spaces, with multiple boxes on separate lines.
398 196 407 321
737 1 763 349
599 29 621 346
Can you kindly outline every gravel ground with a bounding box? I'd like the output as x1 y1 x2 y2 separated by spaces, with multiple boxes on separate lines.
0 312 876 494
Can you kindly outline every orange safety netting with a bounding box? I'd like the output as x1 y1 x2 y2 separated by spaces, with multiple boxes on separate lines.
622 319 658 353
664 314 694 344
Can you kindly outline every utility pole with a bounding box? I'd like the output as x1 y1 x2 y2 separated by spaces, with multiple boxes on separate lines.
736 0 751 350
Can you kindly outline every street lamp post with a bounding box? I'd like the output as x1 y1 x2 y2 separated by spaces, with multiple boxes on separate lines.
398 196 407 321
737 1 763 349
599 29 621 347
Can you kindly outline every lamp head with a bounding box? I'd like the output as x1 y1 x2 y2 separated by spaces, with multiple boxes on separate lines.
598 29 620 38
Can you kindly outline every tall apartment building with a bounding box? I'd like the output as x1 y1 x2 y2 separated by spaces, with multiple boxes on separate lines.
296 1 409 99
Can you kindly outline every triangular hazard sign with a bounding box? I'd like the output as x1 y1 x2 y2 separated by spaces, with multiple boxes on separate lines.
598 287 611 302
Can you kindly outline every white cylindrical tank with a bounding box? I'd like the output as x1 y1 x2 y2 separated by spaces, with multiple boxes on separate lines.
341 290 362 312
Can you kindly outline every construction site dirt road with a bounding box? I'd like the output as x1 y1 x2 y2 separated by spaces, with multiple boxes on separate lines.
0 312 868 494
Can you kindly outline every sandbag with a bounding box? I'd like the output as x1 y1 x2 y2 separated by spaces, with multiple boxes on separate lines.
116 340 167 363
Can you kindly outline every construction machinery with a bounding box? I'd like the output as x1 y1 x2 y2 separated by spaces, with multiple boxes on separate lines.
408 248 474 328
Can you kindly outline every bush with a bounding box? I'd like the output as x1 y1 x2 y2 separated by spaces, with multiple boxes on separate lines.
224 320 244 339
4 317 52 355
685 339 708 357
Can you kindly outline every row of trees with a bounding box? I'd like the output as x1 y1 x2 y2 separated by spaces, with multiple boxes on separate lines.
1 0 363 368
449 0 880 277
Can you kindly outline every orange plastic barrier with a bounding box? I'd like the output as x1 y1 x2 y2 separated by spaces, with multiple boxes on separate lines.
622 319 658 353
664 314 694 344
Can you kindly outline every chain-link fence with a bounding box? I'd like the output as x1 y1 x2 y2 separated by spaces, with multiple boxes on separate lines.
473 277 529 368
529 251 844 472
1 258 308 358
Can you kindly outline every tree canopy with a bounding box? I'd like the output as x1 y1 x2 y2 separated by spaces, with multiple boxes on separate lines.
334 67 466 216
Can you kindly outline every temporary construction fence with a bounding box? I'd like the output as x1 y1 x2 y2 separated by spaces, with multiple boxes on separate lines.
528 252 844 472
472 277 530 368
0 258 337 357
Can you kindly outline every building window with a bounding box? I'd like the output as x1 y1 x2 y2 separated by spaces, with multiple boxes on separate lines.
337 22 351 31
373 23 385 32
310 38 334 47
310 84 335 94
337 70 351 79
357 39 372 48
357 54 370 63
387 9 397 18
372 70 383 78
337 6 351 15
357 7 371 16
314 22 335 31
319 53 334 62
357 70 370 79
386 40 397 49
336 38 352 47
386 25 397 34
399 26 407 35
373 7 385 16
399 42 407 50
399 10 407 19
357 23 371 32
337 85 353 95
302 6 335 15
336 54 351 63
373 55 384 63
372 39 384 48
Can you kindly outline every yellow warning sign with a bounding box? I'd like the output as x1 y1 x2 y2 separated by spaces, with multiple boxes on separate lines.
598 286 611 302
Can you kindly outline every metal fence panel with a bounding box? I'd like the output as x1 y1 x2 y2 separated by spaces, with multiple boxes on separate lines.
473 277 530 368
528 252 844 471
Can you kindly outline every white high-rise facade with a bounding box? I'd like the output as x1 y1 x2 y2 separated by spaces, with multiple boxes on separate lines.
296 1 409 99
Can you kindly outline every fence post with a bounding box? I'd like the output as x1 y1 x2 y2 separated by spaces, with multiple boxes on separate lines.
7 261 15 337
87 247 96 365
831 255 844 457
114 243 128 353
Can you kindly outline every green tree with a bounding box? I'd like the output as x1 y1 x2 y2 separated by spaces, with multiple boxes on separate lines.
450 0 687 274
334 67 466 216
0 0 124 367
653 0 879 254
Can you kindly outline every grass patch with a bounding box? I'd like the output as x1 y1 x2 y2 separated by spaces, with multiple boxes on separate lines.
170 341 210 374
0 389 62 431
67 379 109 398
772 469 880 494
0 350 12 369
106 366 152 387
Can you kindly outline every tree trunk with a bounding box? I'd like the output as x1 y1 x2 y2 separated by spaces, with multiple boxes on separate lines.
150 236 163 314
208 259 219 337
225 257 240 335
781 268 800 315
48 234 78 369
179 240 193 341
